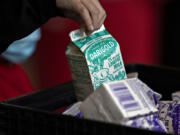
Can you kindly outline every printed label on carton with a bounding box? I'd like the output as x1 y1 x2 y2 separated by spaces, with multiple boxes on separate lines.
66 25 127 100
122 114 167 133
158 91 180 134
158 101 174 133
107 78 158 118
126 78 161 106
172 91 180 134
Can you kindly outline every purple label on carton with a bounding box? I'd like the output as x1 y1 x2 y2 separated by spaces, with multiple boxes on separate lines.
158 101 173 133
172 101 180 134
109 79 158 119
158 100 180 134
131 79 161 106
110 82 142 112
126 78 160 110
123 115 167 133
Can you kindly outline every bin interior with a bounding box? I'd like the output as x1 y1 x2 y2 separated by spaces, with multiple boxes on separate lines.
125 63 180 100
5 63 180 110
1 63 176 135
3 81 77 111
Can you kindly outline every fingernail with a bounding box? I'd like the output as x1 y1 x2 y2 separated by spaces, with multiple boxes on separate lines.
89 25 94 31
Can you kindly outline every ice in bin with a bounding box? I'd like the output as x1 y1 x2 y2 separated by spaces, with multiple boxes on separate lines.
80 78 167 132
66 25 127 100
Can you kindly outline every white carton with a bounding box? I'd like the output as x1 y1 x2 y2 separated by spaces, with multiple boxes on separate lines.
122 114 167 132
158 101 174 133
62 102 82 117
66 25 127 100
158 92 180 134
80 78 158 123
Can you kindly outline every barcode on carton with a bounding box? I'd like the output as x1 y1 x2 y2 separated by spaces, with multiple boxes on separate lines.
110 82 141 112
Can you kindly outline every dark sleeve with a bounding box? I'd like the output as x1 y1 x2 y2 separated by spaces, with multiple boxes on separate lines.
0 0 59 53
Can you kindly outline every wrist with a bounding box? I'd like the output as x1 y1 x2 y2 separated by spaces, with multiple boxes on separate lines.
55 0 66 17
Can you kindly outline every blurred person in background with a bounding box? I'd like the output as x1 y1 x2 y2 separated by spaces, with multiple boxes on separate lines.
0 0 106 53
0 29 40 101
0 0 106 100
2 29 40 64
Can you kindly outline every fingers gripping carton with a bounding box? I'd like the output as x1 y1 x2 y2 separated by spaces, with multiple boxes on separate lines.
66 25 127 100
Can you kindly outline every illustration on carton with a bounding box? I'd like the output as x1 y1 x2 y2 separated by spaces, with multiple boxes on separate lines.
66 25 127 100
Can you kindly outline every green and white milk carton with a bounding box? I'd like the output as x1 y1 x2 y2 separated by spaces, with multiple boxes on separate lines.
66 25 127 100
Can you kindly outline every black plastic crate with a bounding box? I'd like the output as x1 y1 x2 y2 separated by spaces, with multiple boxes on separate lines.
1 63 179 135
2 81 77 111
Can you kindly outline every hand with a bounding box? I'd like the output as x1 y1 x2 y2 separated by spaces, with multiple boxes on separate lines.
56 0 106 34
